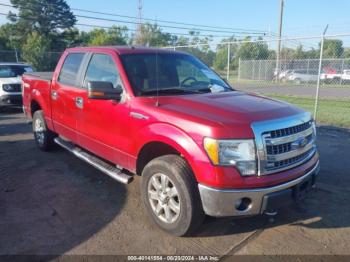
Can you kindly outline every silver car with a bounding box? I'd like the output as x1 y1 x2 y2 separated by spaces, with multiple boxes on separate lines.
287 69 319 84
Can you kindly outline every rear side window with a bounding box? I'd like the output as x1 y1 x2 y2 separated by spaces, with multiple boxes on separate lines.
83 54 122 89
58 53 85 86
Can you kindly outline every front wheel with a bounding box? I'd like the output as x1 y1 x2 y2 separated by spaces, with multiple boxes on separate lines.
32 110 57 151
141 155 205 236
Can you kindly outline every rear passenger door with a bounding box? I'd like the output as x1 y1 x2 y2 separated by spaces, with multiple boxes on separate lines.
51 52 87 143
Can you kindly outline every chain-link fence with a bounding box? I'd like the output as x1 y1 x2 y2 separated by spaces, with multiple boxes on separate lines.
0 50 62 71
171 34 350 128
1 35 349 128
0 50 21 63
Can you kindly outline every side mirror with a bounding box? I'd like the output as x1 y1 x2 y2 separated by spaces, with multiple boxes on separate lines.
87 81 123 101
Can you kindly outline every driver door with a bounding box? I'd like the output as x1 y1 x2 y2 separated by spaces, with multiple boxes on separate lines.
76 52 131 167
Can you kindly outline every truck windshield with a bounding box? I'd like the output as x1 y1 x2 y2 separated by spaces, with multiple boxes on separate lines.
120 53 232 96
0 65 33 78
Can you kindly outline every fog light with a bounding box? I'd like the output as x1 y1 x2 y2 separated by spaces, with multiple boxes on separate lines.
235 197 252 212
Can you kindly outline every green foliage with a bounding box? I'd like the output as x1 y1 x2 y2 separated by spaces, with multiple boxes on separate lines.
134 23 172 47
0 23 21 49
8 0 76 36
22 32 52 70
87 26 129 46
237 37 270 60
213 37 236 71
1 0 347 74
214 37 270 71
280 45 320 60
323 39 344 58
182 33 215 66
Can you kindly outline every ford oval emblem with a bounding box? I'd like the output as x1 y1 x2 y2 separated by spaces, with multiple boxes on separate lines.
292 137 308 149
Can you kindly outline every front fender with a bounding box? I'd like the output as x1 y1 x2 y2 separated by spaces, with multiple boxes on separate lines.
134 122 216 184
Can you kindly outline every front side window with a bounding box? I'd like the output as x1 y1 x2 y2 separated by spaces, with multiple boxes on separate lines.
84 54 122 89
120 53 232 96
58 53 85 86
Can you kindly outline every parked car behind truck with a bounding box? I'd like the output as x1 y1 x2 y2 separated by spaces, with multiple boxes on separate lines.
0 63 33 108
287 69 319 84
22 46 320 236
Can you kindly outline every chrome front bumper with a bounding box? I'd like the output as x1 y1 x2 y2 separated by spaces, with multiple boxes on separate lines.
198 161 320 217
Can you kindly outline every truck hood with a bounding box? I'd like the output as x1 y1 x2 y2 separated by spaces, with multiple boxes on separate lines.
155 91 304 138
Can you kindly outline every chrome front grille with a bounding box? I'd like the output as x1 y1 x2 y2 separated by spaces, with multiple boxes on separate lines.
266 133 313 155
272 150 314 169
269 121 311 138
3 84 22 93
251 112 317 176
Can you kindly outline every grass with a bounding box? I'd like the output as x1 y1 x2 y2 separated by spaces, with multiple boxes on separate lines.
227 76 350 89
266 94 350 128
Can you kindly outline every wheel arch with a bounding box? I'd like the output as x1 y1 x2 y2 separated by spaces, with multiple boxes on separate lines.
30 99 42 117
134 123 209 180
136 141 182 176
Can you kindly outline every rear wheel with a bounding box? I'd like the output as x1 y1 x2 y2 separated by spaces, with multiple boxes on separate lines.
32 110 57 151
141 155 205 236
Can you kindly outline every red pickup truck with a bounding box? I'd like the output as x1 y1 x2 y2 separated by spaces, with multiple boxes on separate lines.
22 46 319 236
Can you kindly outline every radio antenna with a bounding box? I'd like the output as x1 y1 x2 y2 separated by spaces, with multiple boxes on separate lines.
155 27 160 107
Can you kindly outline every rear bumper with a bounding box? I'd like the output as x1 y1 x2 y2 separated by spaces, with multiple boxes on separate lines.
198 161 320 217
0 94 22 106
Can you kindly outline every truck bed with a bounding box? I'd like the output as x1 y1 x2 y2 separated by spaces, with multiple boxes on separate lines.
22 72 54 121
23 72 53 82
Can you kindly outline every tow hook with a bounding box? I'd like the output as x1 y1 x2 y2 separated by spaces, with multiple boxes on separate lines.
264 210 278 223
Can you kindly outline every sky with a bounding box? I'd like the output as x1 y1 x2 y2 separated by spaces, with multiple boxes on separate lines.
2 0 350 47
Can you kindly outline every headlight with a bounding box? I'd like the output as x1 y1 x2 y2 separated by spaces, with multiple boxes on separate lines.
203 138 257 176
2 84 13 92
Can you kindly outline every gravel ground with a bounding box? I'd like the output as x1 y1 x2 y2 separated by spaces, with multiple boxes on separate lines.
1 108 350 257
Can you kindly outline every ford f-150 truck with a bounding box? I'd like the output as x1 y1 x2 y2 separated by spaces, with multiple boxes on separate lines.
22 46 320 236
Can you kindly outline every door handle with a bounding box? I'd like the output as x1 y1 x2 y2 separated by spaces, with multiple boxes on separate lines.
75 97 84 109
51 90 58 100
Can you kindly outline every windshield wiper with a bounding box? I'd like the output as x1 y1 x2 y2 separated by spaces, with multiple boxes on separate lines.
139 87 208 96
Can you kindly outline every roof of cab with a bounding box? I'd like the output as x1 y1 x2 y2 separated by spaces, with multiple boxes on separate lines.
65 45 185 55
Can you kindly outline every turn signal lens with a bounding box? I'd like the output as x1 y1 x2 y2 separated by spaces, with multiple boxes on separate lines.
203 137 219 165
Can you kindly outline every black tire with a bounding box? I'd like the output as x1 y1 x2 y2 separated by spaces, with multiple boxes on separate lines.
32 110 57 151
140 155 205 236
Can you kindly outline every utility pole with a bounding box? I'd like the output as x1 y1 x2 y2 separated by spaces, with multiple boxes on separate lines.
267 26 271 49
137 0 142 36
314 24 329 122
276 0 284 81
226 43 231 81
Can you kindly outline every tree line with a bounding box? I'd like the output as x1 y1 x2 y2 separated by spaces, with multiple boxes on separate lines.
0 0 349 71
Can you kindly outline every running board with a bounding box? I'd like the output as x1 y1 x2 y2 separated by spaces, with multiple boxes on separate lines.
54 137 133 184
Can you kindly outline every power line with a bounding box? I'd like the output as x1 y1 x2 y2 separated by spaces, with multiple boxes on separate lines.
0 12 244 38
1 1 269 33
0 2 266 36
75 14 264 35
71 7 268 33
76 23 239 38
